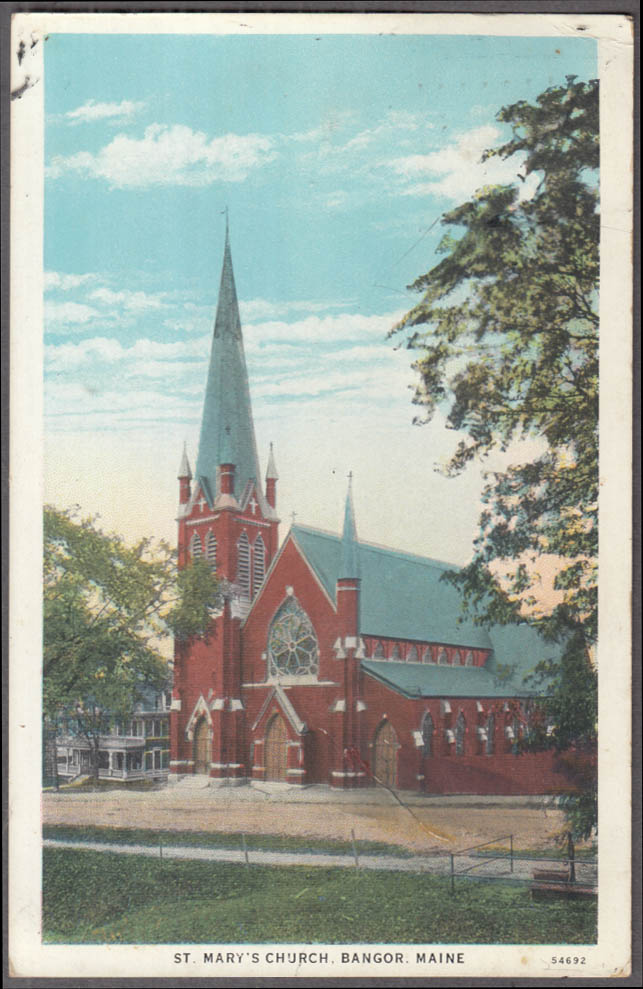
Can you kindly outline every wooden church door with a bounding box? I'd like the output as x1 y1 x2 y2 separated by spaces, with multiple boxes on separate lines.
194 717 210 775
373 720 398 788
264 715 288 782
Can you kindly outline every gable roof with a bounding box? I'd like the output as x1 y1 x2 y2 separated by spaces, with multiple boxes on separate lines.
291 524 492 649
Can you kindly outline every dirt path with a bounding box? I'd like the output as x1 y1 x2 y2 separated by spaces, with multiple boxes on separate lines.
42 787 567 853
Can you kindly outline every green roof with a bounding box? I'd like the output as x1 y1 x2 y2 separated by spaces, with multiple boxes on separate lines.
195 229 262 506
291 524 561 697
292 524 492 649
362 649 548 698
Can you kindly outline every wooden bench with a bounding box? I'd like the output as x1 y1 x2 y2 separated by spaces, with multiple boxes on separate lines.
531 867 596 902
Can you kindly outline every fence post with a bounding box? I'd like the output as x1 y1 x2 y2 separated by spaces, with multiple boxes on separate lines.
510 834 513 874
450 853 455 894
159 837 163 861
242 833 249 868
351 828 359 870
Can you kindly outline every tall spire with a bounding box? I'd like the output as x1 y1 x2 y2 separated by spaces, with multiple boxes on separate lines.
340 472 359 579
177 441 192 479
195 223 261 505
265 442 279 480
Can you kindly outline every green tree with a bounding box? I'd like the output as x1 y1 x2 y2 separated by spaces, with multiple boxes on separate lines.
44 505 222 780
392 77 598 836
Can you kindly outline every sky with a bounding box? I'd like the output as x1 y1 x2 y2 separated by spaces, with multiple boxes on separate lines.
42 28 598 564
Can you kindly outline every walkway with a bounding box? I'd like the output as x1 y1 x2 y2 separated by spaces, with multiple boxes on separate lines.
43 837 597 888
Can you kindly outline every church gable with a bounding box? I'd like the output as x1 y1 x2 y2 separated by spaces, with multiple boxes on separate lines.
241 534 338 686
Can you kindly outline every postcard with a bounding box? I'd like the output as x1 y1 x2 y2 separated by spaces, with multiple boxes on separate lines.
9 9 634 982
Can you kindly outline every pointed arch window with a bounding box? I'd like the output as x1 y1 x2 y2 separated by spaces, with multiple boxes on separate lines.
421 712 434 757
253 534 266 596
267 597 319 680
454 650 462 666
236 531 251 596
190 532 202 560
205 531 217 569
422 647 434 664
391 644 402 662
455 712 466 756
373 641 386 659
486 713 495 755
437 647 448 665
464 650 474 667
407 645 419 663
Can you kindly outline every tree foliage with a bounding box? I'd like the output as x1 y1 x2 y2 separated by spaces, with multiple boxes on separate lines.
393 78 599 835
43 505 222 774
393 76 599 643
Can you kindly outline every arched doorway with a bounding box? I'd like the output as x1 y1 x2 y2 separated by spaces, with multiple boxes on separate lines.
264 714 289 782
372 720 398 788
194 716 211 775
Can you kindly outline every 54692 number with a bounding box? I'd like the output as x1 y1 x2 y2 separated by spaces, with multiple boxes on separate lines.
551 956 586 965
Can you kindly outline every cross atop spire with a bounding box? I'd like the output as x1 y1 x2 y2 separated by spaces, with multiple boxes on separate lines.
195 223 262 506
340 472 359 579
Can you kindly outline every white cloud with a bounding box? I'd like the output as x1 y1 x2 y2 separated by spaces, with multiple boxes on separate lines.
253 361 410 400
45 334 210 373
295 110 429 178
44 271 96 292
44 300 100 330
64 99 146 125
244 310 403 346
89 286 167 312
239 297 354 321
46 124 278 188
389 125 539 202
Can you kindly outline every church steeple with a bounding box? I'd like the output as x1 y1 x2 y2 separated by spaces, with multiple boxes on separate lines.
340 472 359 579
195 223 261 506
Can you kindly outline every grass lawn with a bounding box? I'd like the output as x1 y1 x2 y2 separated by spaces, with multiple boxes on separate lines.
43 823 414 858
43 847 597 945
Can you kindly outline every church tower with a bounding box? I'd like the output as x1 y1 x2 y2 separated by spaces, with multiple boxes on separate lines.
169 224 279 783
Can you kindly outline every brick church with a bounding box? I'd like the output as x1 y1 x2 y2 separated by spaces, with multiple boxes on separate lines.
169 228 570 795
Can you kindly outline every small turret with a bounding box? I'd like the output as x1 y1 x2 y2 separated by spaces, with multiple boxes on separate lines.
178 442 192 505
265 442 278 509
337 473 360 637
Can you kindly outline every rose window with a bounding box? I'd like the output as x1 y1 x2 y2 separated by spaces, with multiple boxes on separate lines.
268 597 319 679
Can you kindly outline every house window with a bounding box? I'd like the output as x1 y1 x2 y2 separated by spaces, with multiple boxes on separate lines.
373 641 386 659
153 720 161 737
237 532 251 596
253 534 266 595
486 713 495 755
455 712 466 756
421 712 434 757
205 530 217 569
407 645 419 663
153 749 161 769
190 532 202 560
267 597 319 680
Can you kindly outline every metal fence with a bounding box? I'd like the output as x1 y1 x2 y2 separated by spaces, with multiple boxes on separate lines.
447 834 597 895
